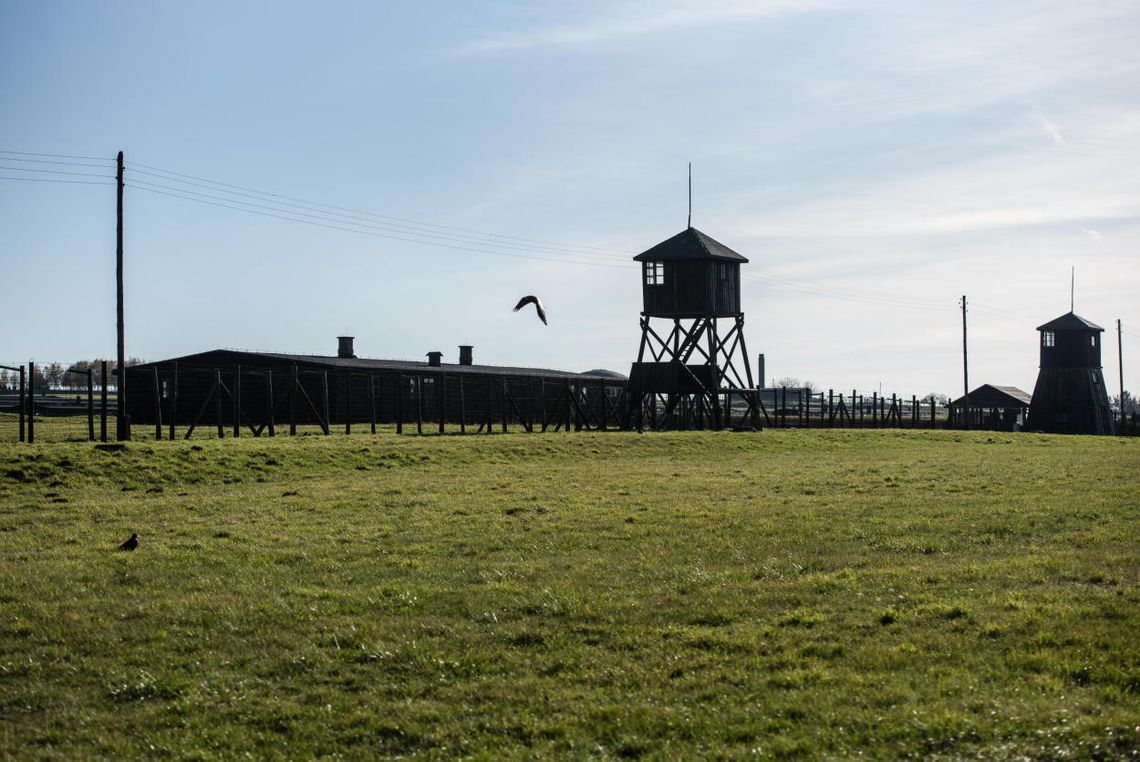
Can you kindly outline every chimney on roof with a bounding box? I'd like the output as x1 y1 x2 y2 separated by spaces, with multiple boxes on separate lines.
337 336 355 359
459 345 473 366
427 351 443 367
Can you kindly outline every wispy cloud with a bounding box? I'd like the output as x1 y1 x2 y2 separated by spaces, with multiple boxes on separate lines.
1081 227 1103 244
1040 117 1065 144
458 0 836 54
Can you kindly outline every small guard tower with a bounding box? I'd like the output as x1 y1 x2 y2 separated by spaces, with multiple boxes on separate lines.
1025 312 1115 435
627 227 759 430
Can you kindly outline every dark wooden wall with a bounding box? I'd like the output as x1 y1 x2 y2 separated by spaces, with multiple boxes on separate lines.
642 260 740 317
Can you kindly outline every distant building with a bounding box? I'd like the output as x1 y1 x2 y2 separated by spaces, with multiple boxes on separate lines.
125 338 625 434
948 384 1031 431
1025 312 1115 435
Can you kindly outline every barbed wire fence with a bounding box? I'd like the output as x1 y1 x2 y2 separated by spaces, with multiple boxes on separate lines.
0 360 117 443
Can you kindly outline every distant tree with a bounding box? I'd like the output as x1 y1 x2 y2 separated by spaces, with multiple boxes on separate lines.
927 393 950 405
773 377 819 393
1111 391 1134 414
0 369 9 391
63 361 92 391
42 362 63 391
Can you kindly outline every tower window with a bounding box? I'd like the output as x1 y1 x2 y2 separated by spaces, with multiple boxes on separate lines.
1090 335 1096 347
719 263 728 280
645 262 665 286
1043 331 1055 347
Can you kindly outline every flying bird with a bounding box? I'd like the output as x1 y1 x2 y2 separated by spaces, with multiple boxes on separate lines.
118 533 138 551
513 295 547 325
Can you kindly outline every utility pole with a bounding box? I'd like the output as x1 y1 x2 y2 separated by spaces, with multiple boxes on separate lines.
1119 319 1125 428
116 150 128 440
961 295 969 429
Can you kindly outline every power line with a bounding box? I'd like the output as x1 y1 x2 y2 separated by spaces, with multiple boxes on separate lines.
0 164 114 178
0 149 115 162
125 173 624 263
0 175 114 185
0 156 117 169
128 160 632 256
127 182 632 269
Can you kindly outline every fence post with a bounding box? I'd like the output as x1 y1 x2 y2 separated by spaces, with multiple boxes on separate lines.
930 396 936 428
27 362 34 444
344 371 352 435
153 366 163 440
911 395 917 428
439 373 446 435
289 365 298 436
369 374 377 435
170 363 178 440
18 366 26 442
233 366 241 438
266 370 275 437
86 369 95 441
100 361 108 442
396 372 404 435
501 377 509 433
321 371 330 435
458 375 466 434
214 369 225 438
416 375 424 435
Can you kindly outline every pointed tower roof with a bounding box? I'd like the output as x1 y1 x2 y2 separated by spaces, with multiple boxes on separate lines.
633 227 748 263
1036 312 1103 332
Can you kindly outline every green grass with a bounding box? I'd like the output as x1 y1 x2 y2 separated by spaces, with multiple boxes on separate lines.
1 430 1137 758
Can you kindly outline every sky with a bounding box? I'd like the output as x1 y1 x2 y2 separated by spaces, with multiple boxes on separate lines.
1 0 1138 398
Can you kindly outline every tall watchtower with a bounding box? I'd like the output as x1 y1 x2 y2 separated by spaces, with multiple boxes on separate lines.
1025 311 1115 434
627 227 758 430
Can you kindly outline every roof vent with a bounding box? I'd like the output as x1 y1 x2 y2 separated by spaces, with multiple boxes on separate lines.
337 336 355 359
459 345 473 366
427 351 443 367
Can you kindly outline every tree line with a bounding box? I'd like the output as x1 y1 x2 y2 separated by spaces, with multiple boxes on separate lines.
0 359 142 393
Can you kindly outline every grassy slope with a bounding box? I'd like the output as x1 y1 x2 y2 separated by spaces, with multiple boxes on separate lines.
0 430 1137 759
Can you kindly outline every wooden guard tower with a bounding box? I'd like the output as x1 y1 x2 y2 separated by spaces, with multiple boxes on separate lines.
626 227 759 430
1025 311 1115 435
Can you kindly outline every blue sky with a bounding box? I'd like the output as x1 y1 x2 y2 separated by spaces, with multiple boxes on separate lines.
2 0 1137 397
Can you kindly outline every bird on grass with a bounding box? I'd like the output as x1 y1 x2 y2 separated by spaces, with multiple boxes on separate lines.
118 533 138 551
513 295 547 325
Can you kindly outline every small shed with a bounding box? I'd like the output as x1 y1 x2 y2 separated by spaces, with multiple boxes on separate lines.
949 384 1032 431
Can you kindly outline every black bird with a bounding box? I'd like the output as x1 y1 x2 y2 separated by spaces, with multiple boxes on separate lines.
118 533 138 551
513 295 547 325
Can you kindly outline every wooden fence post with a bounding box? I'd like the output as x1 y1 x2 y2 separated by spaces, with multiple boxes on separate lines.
153 366 163 440
100 361 108 442
344 371 352 435
486 374 494 434
170 363 178 440
86 369 95 441
266 370 275 437
322 372 330 435
18 366 25 442
458 375 466 434
416 375 424 435
214 369 225 438
232 366 241 438
289 365 298 436
369 374 377 435
438 373 446 434
501 377 509 433
27 362 34 444
396 372 404 435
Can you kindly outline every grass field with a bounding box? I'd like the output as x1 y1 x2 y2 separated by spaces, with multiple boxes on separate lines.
1 430 1137 758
